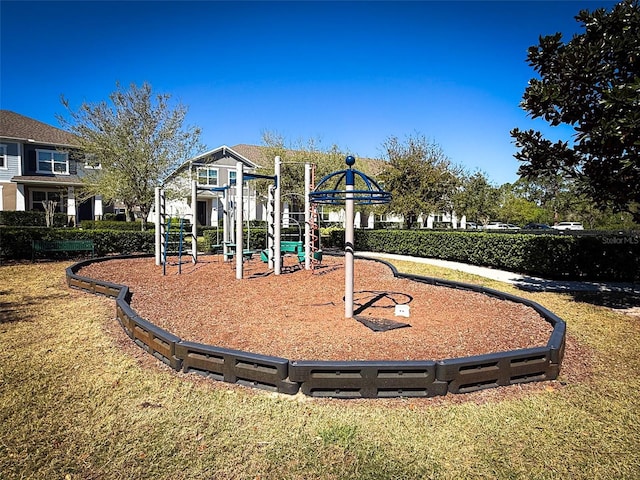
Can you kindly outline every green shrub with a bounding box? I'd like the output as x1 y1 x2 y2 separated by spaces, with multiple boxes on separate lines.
80 220 154 231
0 227 155 259
0 211 67 227
4 223 637 282
87 230 155 255
325 229 640 282
202 228 268 253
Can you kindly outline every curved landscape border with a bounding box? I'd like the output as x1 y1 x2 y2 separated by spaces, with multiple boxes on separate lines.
66 254 566 399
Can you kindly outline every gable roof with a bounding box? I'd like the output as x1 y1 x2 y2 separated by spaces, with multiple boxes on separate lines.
230 143 387 176
0 110 78 146
230 144 272 167
193 145 258 168
166 145 258 182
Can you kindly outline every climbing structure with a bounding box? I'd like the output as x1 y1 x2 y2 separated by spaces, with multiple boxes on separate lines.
309 156 391 318
154 187 195 276
162 216 191 275
308 163 321 272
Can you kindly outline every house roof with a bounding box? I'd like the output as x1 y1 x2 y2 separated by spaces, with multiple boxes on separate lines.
165 145 259 183
190 145 258 168
0 110 78 146
11 175 84 187
230 144 272 167
230 143 387 176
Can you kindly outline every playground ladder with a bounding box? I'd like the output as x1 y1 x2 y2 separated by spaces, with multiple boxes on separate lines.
162 217 186 275
309 164 321 272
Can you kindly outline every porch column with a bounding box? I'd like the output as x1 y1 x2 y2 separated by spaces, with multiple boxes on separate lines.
67 187 77 226
16 184 25 211
426 214 434 229
94 195 103 220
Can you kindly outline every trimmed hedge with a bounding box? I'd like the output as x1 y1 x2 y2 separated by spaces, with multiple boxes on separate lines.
0 227 154 259
326 229 640 282
80 220 154 231
4 225 638 282
0 210 68 227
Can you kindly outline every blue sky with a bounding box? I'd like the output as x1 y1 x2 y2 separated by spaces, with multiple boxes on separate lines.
1 0 617 185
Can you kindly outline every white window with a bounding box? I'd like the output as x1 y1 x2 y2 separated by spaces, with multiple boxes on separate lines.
31 190 66 212
0 144 6 169
197 167 218 186
84 154 101 169
36 149 69 174
229 170 236 185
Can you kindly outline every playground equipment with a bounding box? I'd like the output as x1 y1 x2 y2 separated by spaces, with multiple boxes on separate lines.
309 156 391 318
259 215 322 265
237 156 321 277
162 215 189 275
200 185 232 258
228 162 278 279
154 187 197 275
273 162 322 271
306 162 322 271
155 155 325 279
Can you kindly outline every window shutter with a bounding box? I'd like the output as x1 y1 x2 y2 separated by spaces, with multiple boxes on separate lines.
27 150 37 173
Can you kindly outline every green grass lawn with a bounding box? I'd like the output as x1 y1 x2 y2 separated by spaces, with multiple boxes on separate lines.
1 260 639 479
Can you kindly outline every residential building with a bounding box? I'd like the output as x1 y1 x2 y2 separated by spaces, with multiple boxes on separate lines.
162 145 266 226
164 143 466 229
1 110 465 230
0 110 104 224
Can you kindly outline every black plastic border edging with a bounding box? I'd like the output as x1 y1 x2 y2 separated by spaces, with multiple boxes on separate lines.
66 253 566 399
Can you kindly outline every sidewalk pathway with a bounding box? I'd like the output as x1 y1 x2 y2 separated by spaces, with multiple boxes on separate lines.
358 252 640 294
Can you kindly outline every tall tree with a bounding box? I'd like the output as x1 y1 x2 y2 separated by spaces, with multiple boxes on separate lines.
496 183 546 226
379 134 461 229
59 82 204 228
511 175 575 224
511 0 640 222
453 171 500 226
260 131 348 200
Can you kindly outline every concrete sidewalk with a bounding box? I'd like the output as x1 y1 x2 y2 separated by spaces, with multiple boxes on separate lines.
358 252 640 294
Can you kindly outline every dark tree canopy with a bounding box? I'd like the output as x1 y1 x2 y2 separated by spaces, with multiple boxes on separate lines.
379 134 461 229
452 171 499 226
511 0 640 221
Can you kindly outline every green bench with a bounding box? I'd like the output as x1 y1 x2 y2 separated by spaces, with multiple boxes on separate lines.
281 240 303 259
223 249 255 261
260 241 323 263
32 239 95 262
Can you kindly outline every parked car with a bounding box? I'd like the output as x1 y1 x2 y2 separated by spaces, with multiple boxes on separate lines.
484 222 519 230
483 222 506 230
523 223 554 230
554 221 584 230
465 222 480 229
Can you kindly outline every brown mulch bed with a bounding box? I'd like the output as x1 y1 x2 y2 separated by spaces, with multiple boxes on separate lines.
79 255 555 362
77 254 595 404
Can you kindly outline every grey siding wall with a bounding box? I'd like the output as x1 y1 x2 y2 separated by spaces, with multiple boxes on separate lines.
0 141 20 181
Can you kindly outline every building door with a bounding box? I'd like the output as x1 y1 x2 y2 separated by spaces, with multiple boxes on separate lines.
197 201 207 226
77 198 93 222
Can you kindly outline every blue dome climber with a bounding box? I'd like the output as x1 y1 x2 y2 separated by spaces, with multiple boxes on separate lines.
309 156 391 205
